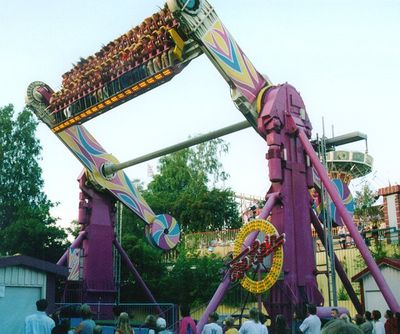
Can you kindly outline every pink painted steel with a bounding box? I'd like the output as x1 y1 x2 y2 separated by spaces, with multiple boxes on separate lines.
258 84 323 325
299 129 400 312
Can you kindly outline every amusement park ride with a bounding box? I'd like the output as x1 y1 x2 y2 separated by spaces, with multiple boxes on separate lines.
26 0 399 331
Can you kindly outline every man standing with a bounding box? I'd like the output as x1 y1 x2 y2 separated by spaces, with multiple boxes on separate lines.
201 312 222 334
360 311 373 334
299 304 321 334
330 308 339 320
24 299 55 334
239 308 268 334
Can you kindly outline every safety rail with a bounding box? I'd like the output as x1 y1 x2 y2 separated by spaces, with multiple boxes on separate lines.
54 302 178 332
51 66 177 133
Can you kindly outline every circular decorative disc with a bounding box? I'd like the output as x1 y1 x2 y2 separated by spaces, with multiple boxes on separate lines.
145 214 180 250
233 219 284 294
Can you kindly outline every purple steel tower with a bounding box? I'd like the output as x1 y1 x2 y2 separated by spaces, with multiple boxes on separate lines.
76 174 117 303
258 84 323 320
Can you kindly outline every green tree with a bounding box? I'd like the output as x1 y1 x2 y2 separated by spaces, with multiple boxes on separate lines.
118 139 240 304
158 245 224 305
354 183 382 226
145 139 240 232
0 105 67 261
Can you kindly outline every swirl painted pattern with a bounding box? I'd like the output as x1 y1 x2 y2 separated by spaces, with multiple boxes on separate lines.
146 214 180 250
58 125 155 223
202 20 266 103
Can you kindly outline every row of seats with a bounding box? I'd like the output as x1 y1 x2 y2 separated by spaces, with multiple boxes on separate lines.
50 5 179 120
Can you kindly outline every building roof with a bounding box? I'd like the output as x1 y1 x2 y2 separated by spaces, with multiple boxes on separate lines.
0 255 68 276
378 185 400 196
352 258 400 282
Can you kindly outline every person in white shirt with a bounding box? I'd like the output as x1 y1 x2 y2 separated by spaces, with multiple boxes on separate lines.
372 310 385 334
24 299 55 334
201 312 222 334
299 304 321 334
239 307 268 334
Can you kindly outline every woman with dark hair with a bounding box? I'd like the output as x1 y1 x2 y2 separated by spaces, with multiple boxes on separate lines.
179 304 197 334
276 314 289 334
292 308 304 334
371 310 385 334
384 310 398 334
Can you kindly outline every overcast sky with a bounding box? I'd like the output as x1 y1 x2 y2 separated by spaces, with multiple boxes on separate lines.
1 0 399 227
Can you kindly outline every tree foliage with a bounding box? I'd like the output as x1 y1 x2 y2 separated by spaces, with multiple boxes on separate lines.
144 139 240 232
354 183 382 225
0 105 67 261
119 210 224 305
118 139 239 304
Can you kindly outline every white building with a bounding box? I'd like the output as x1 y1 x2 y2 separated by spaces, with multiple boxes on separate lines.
0 255 67 333
352 258 400 314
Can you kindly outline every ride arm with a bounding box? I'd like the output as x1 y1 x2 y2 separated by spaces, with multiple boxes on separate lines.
167 0 270 129
56 124 156 223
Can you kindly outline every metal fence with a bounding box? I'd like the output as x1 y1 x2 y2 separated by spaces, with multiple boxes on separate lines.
54 302 178 332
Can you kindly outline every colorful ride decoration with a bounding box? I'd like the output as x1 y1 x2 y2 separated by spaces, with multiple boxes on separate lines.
230 219 284 294
67 247 81 281
330 178 355 225
145 214 180 251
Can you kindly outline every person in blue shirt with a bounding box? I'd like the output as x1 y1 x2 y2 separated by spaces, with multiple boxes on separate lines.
74 304 96 334
24 299 55 334
299 305 321 334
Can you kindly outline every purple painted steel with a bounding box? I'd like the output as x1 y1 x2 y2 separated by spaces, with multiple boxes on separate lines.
298 129 400 312
196 193 279 333
57 231 87 266
258 84 323 325
113 239 162 315
310 209 363 313
79 178 117 303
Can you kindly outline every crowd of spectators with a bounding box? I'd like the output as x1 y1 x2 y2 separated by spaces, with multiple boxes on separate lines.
50 5 179 122
22 299 400 334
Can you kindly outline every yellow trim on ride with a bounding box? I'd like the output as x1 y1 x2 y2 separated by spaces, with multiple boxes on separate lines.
169 28 185 60
256 84 272 114
233 219 284 294
51 69 174 133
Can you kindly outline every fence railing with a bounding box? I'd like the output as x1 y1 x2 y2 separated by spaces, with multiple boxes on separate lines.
54 302 178 332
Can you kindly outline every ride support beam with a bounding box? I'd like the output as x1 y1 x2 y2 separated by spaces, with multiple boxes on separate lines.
113 239 163 315
298 128 400 312
103 120 251 177
196 192 280 333
310 210 363 314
